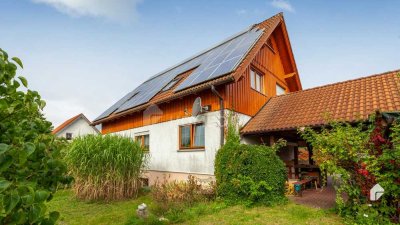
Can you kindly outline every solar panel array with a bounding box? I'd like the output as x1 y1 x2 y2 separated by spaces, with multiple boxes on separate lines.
95 27 263 121
175 28 263 91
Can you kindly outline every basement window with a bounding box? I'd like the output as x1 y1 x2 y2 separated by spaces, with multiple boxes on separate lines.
250 68 264 94
179 123 205 150
66 133 72 140
162 78 180 91
135 134 150 152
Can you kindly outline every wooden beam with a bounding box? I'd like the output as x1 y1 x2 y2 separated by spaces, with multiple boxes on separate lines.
284 72 296 80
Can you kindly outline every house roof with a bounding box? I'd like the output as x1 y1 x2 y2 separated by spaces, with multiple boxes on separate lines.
241 69 400 134
52 113 99 135
93 13 290 125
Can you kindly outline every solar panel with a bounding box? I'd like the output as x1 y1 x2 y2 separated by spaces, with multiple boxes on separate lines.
95 26 263 121
174 28 263 91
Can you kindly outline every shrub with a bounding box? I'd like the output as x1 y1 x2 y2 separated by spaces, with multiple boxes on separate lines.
301 111 400 224
151 175 216 214
0 49 71 224
65 134 148 201
215 113 287 206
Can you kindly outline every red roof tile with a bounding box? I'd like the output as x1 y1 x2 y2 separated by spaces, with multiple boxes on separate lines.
241 70 400 134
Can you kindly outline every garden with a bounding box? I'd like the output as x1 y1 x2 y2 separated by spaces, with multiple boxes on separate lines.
0 49 399 224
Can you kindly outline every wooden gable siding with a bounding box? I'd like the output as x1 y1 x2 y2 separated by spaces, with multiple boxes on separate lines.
225 34 289 116
102 87 225 134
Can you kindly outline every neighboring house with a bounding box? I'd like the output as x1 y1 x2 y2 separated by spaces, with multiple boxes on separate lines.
93 12 400 184
93 13 301 184
53 113 100 140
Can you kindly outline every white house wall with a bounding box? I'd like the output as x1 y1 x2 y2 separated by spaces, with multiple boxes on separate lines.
112 110 251 176
57 117 98 138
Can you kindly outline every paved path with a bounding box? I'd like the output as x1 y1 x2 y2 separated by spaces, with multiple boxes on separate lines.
289 186 337 209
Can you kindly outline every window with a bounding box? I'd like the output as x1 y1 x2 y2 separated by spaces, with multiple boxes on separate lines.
250 69 264 94
276 83 286 95
179 123 205 150
162 78 180 91
135 134 150 152
66 133 72 140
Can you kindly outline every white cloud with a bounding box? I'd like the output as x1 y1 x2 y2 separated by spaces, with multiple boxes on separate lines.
270 0 295 12
31 0 143 23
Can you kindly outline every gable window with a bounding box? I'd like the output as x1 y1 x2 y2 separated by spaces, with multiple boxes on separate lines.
179 123 205 150
250 68 264 94
162 78 180 91
276 83 286 96
66 133 72 140
135 134 150 152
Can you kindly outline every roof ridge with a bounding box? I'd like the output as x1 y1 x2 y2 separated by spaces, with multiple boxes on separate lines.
271 69 400 99
143 13 283 84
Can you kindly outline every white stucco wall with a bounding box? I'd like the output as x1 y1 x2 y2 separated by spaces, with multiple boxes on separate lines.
112 110 251 175
56 117 99 139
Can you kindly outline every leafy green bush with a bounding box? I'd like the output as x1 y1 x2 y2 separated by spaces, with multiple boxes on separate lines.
0 49 71 224
65 134 148 201
215 113 287 206
301 112 400 224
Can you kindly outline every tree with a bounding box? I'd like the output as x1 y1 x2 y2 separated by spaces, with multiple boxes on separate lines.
0 48 71 224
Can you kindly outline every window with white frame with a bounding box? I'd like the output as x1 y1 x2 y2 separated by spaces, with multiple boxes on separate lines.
276 83 286 96
250 68 264 94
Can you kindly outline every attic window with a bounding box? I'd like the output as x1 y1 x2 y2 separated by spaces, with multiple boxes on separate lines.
267 39 275 53
162 78 180 91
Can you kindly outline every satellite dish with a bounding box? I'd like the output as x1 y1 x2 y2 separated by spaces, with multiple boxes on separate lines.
192 97 202 117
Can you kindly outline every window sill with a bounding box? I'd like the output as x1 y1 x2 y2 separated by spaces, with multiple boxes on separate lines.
177 148 205 152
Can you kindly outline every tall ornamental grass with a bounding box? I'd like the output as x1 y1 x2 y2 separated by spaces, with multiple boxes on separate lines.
65 134 147 201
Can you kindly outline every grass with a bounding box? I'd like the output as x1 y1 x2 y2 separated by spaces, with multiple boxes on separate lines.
48 190 343 225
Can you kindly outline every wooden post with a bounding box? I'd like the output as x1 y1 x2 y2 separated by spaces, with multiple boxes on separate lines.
294 146 299 179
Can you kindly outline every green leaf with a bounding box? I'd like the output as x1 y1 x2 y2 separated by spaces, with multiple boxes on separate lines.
0 179 11 193
18 76 28 87
48 211 60 222
0 143 10 156
0 155 13 172
35 190 50 203
12 57 23 68
24 142 35 156
4 191 20 213
28 204 43 223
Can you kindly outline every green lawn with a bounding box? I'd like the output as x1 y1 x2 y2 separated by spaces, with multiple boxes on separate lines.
48 190 343 225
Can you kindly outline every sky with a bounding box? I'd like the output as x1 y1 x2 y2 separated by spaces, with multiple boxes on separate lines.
0 0 399 127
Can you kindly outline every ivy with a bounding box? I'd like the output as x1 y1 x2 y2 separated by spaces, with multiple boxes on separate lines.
0 48 72 224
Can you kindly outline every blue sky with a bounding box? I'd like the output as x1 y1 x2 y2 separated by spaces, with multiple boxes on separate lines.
0 0 399 127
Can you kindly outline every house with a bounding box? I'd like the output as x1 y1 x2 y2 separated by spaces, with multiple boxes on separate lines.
241 70 400 179
53 113 100 140
93 12 400 185
93 13 301 184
